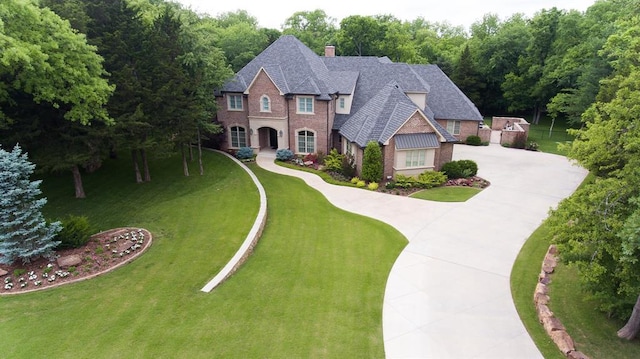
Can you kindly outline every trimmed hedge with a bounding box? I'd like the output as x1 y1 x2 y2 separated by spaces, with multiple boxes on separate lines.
56 215 93 249
466 135 482 146
442 159 478 179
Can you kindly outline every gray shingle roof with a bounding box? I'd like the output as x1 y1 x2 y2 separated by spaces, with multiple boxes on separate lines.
220 35 336 100
410 65 483 121
395 133 440 149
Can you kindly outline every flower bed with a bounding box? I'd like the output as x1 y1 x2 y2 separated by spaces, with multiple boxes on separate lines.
0 228 152 295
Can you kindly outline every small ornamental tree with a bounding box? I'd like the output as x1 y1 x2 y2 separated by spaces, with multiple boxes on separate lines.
361 141 383 183
0 145 61 264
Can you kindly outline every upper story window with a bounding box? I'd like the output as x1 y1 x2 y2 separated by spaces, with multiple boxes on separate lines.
446 120 461 135
297 96 314 114
227 94 243 111
260 95 271 112
339 97 345 109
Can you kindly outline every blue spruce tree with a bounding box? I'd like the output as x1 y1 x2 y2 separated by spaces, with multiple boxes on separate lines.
0 144 61 264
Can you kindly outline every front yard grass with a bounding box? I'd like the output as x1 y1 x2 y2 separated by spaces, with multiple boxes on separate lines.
410 186 481 202
512 172 640 359
0 151 406 358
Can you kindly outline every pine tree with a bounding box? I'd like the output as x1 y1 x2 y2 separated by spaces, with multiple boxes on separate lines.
0 144 61 265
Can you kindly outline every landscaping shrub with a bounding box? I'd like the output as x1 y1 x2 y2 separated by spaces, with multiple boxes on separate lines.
350 176 360 184
385 181 396 189
441 161 463 179
442 160 477 179
275 148 294 161
236 147 254 160
367 182 379 191
303 153 318 163
416 171 447 188
466 135 482 146
457 159 478 177
341 154 356 178
395 174 417 188
56 215 93 249
361 141 383 182
356 180 366 188
526 141 539 151
323 149 344 172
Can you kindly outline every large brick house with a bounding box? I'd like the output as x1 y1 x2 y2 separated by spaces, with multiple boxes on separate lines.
215 35 483 179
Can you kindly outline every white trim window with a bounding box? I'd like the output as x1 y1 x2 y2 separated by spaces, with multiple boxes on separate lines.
297 130 315 153
297 96 314 114
405 150 426 167
230 126 247 148
227 94 243 111
339 97 345 109
260 95 271 112
446 120 461 135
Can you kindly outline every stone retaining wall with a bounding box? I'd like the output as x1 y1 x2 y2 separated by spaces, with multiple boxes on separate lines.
535 245 590 359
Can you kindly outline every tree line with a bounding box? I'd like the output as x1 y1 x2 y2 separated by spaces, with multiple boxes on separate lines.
4 0 640 338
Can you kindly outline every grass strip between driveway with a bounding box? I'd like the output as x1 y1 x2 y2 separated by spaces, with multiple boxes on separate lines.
0 151 406 358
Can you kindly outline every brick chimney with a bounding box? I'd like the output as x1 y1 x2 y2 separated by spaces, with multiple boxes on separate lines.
324 45 335 57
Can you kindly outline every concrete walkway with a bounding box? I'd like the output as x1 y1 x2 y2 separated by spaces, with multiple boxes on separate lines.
256 144 588 358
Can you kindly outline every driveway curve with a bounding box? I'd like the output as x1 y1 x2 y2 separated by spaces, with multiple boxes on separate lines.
256 144 588 358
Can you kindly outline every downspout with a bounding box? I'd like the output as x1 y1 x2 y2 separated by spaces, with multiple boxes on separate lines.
327 98 331 152
286 94 291 150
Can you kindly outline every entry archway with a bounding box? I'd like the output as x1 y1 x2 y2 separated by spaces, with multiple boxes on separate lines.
258 127 278 149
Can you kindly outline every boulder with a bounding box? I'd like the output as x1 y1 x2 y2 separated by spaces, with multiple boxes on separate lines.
539 270 551 284
0 268 7 277
534 292 550 306
547 244 558 255
57 254 82 268
542 315 565 333
550 330 575 354
535 282 548 296
536 303 553 323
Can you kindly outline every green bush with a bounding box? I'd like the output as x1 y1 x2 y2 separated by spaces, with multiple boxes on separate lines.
367 182 379 191
236 147 254 160
457 159 478 177
350 177 360 184
323 149 344 172
395 174 417 188
276 148 294 161
416 171 448 188
356 180 366 188
442 160 478 179
56 215 93 249
341 154 356 178
361 141 383 182
441 161 463 179
466 135 482 146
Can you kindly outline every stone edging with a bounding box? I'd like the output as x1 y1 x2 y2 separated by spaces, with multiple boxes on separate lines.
200 150 267 292
534 245 590 359
0 227 152 296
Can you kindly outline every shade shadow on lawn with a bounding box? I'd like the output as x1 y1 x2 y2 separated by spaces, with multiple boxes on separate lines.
0 152 406 358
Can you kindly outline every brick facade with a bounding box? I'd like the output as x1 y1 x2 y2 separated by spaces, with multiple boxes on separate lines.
436 119 480 142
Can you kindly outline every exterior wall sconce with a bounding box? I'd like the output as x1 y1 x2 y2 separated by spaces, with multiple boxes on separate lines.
279 130 283 137
250 128 254 135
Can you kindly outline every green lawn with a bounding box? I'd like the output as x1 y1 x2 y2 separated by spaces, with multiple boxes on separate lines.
526 116 576 155
410 186 481 202
512 172 640 358
0 151 406 358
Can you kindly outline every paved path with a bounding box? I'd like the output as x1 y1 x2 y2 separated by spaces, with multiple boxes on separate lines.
256 144 588 358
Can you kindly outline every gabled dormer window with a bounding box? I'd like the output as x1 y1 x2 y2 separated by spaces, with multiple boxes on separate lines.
260 95 271 112
297 96 314 114
227 94 243 111
339 97 345 109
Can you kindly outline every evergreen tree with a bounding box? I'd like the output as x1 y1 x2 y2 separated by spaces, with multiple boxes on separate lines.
0 145 61 265
361 141 383 183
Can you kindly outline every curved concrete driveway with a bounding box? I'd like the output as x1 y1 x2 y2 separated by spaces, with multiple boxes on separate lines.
257 144 588 358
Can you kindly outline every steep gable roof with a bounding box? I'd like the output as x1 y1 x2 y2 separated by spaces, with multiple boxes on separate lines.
220 35 337 100
410 64 483 121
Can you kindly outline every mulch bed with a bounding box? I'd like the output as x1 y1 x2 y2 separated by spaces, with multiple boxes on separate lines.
0 227 152 295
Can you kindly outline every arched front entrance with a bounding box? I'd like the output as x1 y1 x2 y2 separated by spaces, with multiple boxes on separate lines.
258 127 278 149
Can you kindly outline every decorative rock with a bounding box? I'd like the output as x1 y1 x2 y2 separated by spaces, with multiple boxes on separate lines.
0 268 7 277
57 254 82 268
542 315 565 333
539 270 551 285
568 350 591 359
534 292 550 305
548 244 558 255
536 303 553 323
535 282 548 296
550 330 575 354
